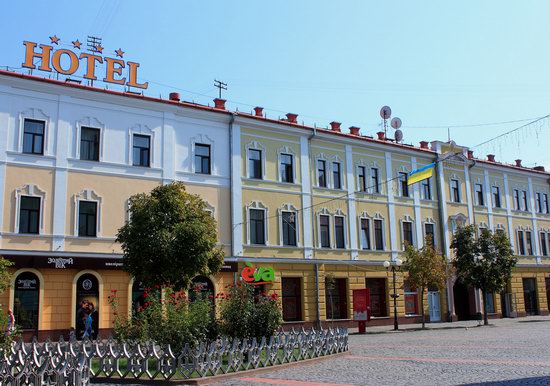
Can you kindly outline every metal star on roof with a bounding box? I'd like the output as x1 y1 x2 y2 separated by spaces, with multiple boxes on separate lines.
115 48 125 58
49 35 60 45
72 39 81 49
95 44 104 53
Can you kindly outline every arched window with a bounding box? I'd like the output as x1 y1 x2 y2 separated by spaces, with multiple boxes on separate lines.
13 272 40 331
190 276 215 306
75 273 100 340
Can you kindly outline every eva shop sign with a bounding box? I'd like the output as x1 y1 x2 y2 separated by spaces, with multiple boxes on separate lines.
240 262 275 285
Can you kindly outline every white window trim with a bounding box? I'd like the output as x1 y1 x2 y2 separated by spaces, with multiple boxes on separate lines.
511 184 528 212
516 225 533 256
14 184 46 234
370 163 382 195
372 213 386 251
400 215 415 250
277 146 297 184
356 159 368 193
74 189 102 237
333 209 347 249
538 228 549 256
191 134 215 175
478 221 489 237
495 223 506 233
278 203 299 246
75 116 105 161
245 141 266 180
246 201 268 245
18 108 50 155
396 166 410 198
317 208 331 248
449 174 462 203
128 124 155 167
491 184 502 208
422 218 437 248
331 155 344 190
204 201 215 219
315 153 330 188
420 177 433 201
473 178 485 206
449 213 468 234
358 211 372 250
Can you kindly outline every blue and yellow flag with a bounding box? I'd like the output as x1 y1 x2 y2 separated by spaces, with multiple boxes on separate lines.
408 163 435 185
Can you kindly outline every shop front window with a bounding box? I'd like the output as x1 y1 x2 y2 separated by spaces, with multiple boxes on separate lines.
13 272 40 331
325 277 348 319
404 280 418 316
365 278 387 317
282 277 302 321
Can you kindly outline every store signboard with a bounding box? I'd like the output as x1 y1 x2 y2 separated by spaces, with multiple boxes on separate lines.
240 262 275 285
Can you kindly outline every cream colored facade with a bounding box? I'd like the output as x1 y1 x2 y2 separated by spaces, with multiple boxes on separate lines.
0 70 549 338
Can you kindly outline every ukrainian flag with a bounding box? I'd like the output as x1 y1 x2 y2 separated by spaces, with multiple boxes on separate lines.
408 163 435 185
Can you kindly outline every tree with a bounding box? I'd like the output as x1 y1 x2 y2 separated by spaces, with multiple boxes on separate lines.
117 182 224 290
0 256 18 351
451 225 516 325
403 236 448 329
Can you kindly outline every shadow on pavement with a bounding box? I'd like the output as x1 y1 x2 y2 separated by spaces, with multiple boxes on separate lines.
461 376 550 385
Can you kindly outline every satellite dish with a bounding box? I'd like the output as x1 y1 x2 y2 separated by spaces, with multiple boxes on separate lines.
380 106 392 119
391 117 402 130
395 129 403 142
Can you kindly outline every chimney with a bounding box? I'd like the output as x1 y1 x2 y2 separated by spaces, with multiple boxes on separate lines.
419 141 429 149
515 159 522 167
253 106 264 117
467 150 474 159
330 121 341 132
534 166 546 172
213 98 226 110
376 131 385 140
487 154 495 162
169 92 180 102
286 113 298 123
349 126 360 135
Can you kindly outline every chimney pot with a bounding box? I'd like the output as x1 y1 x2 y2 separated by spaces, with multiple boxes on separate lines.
286 113 298 123
487 154 495 162
467 150 474 159
515 159 522 167
419 141 429 149
330 121 341 132
376 131 385 140
213 98 226 110
253 106 264 117
534 166 546 172
349 126 360 135
169 92 180 102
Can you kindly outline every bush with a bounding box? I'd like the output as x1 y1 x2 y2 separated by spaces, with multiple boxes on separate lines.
217 283 282 340
0 306 20 352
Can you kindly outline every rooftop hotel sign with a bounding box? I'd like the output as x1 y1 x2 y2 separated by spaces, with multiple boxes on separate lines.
21 36 148 89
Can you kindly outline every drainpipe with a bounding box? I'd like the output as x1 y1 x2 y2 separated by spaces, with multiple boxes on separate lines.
309 126 321 329
315 263 321 329
229 112 236 260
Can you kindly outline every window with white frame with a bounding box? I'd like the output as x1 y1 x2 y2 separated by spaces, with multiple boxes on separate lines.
543 193 549 214
539 231 548 256
492 186 501 208
278 146 296 183
191 133 215 175
404 279 419 315
204 202 215 218
450 179 461 203
421 178 432 200
247 201 267 245
245 141 265 180
401 216 414 249
129 124 154 168
525 231 533 255
316 155 328 188
279 204 298 247
513 189 521 211
319 213 331 248
517 229 526 255
360 217 371 250
371 167 380 194
357 165 367 192
474 183 484 206
334 211 346 249
495 224 506 236
536 192 542 213
332 161 342 190
74 189 102 237
18 108 50 156
522 190 529 211
424 221 435 248
373 215 385 251
398 172 409 197
14 184 46 235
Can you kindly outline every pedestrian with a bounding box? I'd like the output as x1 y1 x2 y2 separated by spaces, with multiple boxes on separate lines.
7 309 15 335
68 327 76 341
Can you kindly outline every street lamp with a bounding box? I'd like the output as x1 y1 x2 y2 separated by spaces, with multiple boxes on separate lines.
384 258 403 331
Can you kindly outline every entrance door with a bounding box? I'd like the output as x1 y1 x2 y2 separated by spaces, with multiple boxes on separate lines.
453 281 473 320
500 291 509 317
428 291 441 322
14 272 40 336
522 278 539 315
75 274 100 340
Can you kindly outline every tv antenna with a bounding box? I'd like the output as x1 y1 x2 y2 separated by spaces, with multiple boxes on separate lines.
214 79 227 99
86 36 102 53
391 117 403 143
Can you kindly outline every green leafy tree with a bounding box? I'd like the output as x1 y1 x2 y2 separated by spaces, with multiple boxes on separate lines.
117 182 224 290
0 256 18 352
403 236 448 329
451 225 516 325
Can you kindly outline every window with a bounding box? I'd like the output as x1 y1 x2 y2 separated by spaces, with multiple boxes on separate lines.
485 292 495 314
22 119 45 155
399 172 409 197
543 194 549 214
19 196 40 234
371 168 380 193
80 127 100 161
78 201 97 237
320 215 330 248
536 193 542 213
325 278 348 319
424 223 435 247
334 216 345 249
358 166 367 192
475 183 484 206
517 230 525 255
374 219 384 251
248 149 262 179
317 160 327 187
194 144 211 174
282 211 297 246
526 231 533 255
450 179 460 203
332 162 342 189
282 278 302 321
421 178 431 200
132 134 150 167
280 153 294 183
539 232 548 256
360 218 371 250
14 272 40 331
402 221 413 248
249 208 265 245
365 278 387 317
404 280 418 315
522 191 529 211
513 189 520 211
492 186 501 208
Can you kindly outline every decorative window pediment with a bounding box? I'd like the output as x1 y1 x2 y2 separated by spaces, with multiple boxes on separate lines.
18 108 51 154
75 116 105 160
14 184 47 234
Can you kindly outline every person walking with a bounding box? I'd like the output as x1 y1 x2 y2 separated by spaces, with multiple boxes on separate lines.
7 309 15 335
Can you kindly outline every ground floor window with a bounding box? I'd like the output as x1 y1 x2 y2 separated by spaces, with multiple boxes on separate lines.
75 273 100 340
13 271 40 331
522 278 539 316
546 278 550 311
282 277 302 321
131 281 145 312
325 277 348 319
365 278 387 317
484 291 495 314
404 280 418 315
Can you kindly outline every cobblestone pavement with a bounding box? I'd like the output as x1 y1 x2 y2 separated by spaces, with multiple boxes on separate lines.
215 316 550 386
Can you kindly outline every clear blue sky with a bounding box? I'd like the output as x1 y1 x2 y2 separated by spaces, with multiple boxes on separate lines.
1 1 549 168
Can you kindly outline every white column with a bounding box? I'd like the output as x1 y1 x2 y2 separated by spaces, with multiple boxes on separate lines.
463 164 474 223
503 173 515 249
437 160 450 258
411 157 423 248
0 92 8 248
384 152 398 260
161 112 176 184
300 136 313 259
528 177 541 263
230 123 243 257
483 169 494 230
345 145 358 260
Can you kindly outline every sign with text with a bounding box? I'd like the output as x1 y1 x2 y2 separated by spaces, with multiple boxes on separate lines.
240 262 275 285
352 288 371 322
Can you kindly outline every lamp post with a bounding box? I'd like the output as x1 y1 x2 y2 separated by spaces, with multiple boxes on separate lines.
384 258 403 331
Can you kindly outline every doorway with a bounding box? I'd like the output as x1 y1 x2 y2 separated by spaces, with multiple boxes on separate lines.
522 278 539 315
453 281 473 320
428 291 441 322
